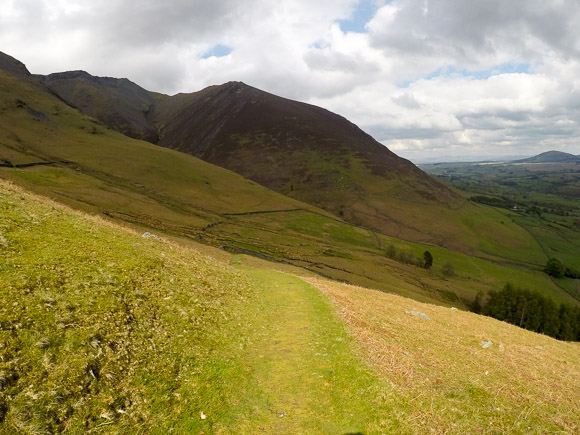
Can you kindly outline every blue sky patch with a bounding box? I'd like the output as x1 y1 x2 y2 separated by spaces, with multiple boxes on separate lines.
426 64 532 81
490 63 531 76
203 44 232 59
396 63 531 88
338 0 379 33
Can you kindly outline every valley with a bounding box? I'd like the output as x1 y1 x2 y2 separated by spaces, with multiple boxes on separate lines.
422 157 580 274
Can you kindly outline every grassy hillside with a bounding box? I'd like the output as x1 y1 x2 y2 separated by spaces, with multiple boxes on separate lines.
1 180 578 433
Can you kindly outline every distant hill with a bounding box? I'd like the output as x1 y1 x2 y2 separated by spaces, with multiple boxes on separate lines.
515 150 580 163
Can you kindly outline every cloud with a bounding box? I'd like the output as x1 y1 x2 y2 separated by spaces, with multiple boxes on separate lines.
1 0 580 160
312 0 580 160
368 0 580 68
392 93 421 109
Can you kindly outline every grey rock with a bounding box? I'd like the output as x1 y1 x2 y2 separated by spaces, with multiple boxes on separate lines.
481 340 492 349
405 310 430 320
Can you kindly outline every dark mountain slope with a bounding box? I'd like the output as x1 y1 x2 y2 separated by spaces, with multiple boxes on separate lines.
37 71 161 142
154 81 448 191
152 81 468 243
156 81 409 174
515 150 580 163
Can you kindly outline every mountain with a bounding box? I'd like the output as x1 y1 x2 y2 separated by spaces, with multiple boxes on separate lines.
3 51 466 305
515 150 580 163
35 69 494 251
158 82 455 188
154 81 466 229
154 81 430 184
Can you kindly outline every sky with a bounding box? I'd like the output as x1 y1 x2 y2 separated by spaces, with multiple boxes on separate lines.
2 0 580 162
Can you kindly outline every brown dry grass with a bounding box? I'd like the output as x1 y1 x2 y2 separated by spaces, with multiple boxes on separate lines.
304 276 580 434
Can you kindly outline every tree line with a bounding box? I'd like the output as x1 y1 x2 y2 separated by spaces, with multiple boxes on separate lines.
471 283 580 342
470 195 512 209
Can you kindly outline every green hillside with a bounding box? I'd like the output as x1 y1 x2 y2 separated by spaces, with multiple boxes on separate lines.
1 179 579 434
0 180 254 432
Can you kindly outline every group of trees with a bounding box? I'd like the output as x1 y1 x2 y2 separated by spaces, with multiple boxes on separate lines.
385 246 456 276
545 258 580 279
472 283 580 342
385 245 432 269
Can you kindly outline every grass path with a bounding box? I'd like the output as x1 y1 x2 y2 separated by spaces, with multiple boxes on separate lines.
211 264 401 433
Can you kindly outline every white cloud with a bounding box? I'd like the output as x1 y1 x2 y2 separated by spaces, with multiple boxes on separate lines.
392 93 421 109
1 0 580 160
